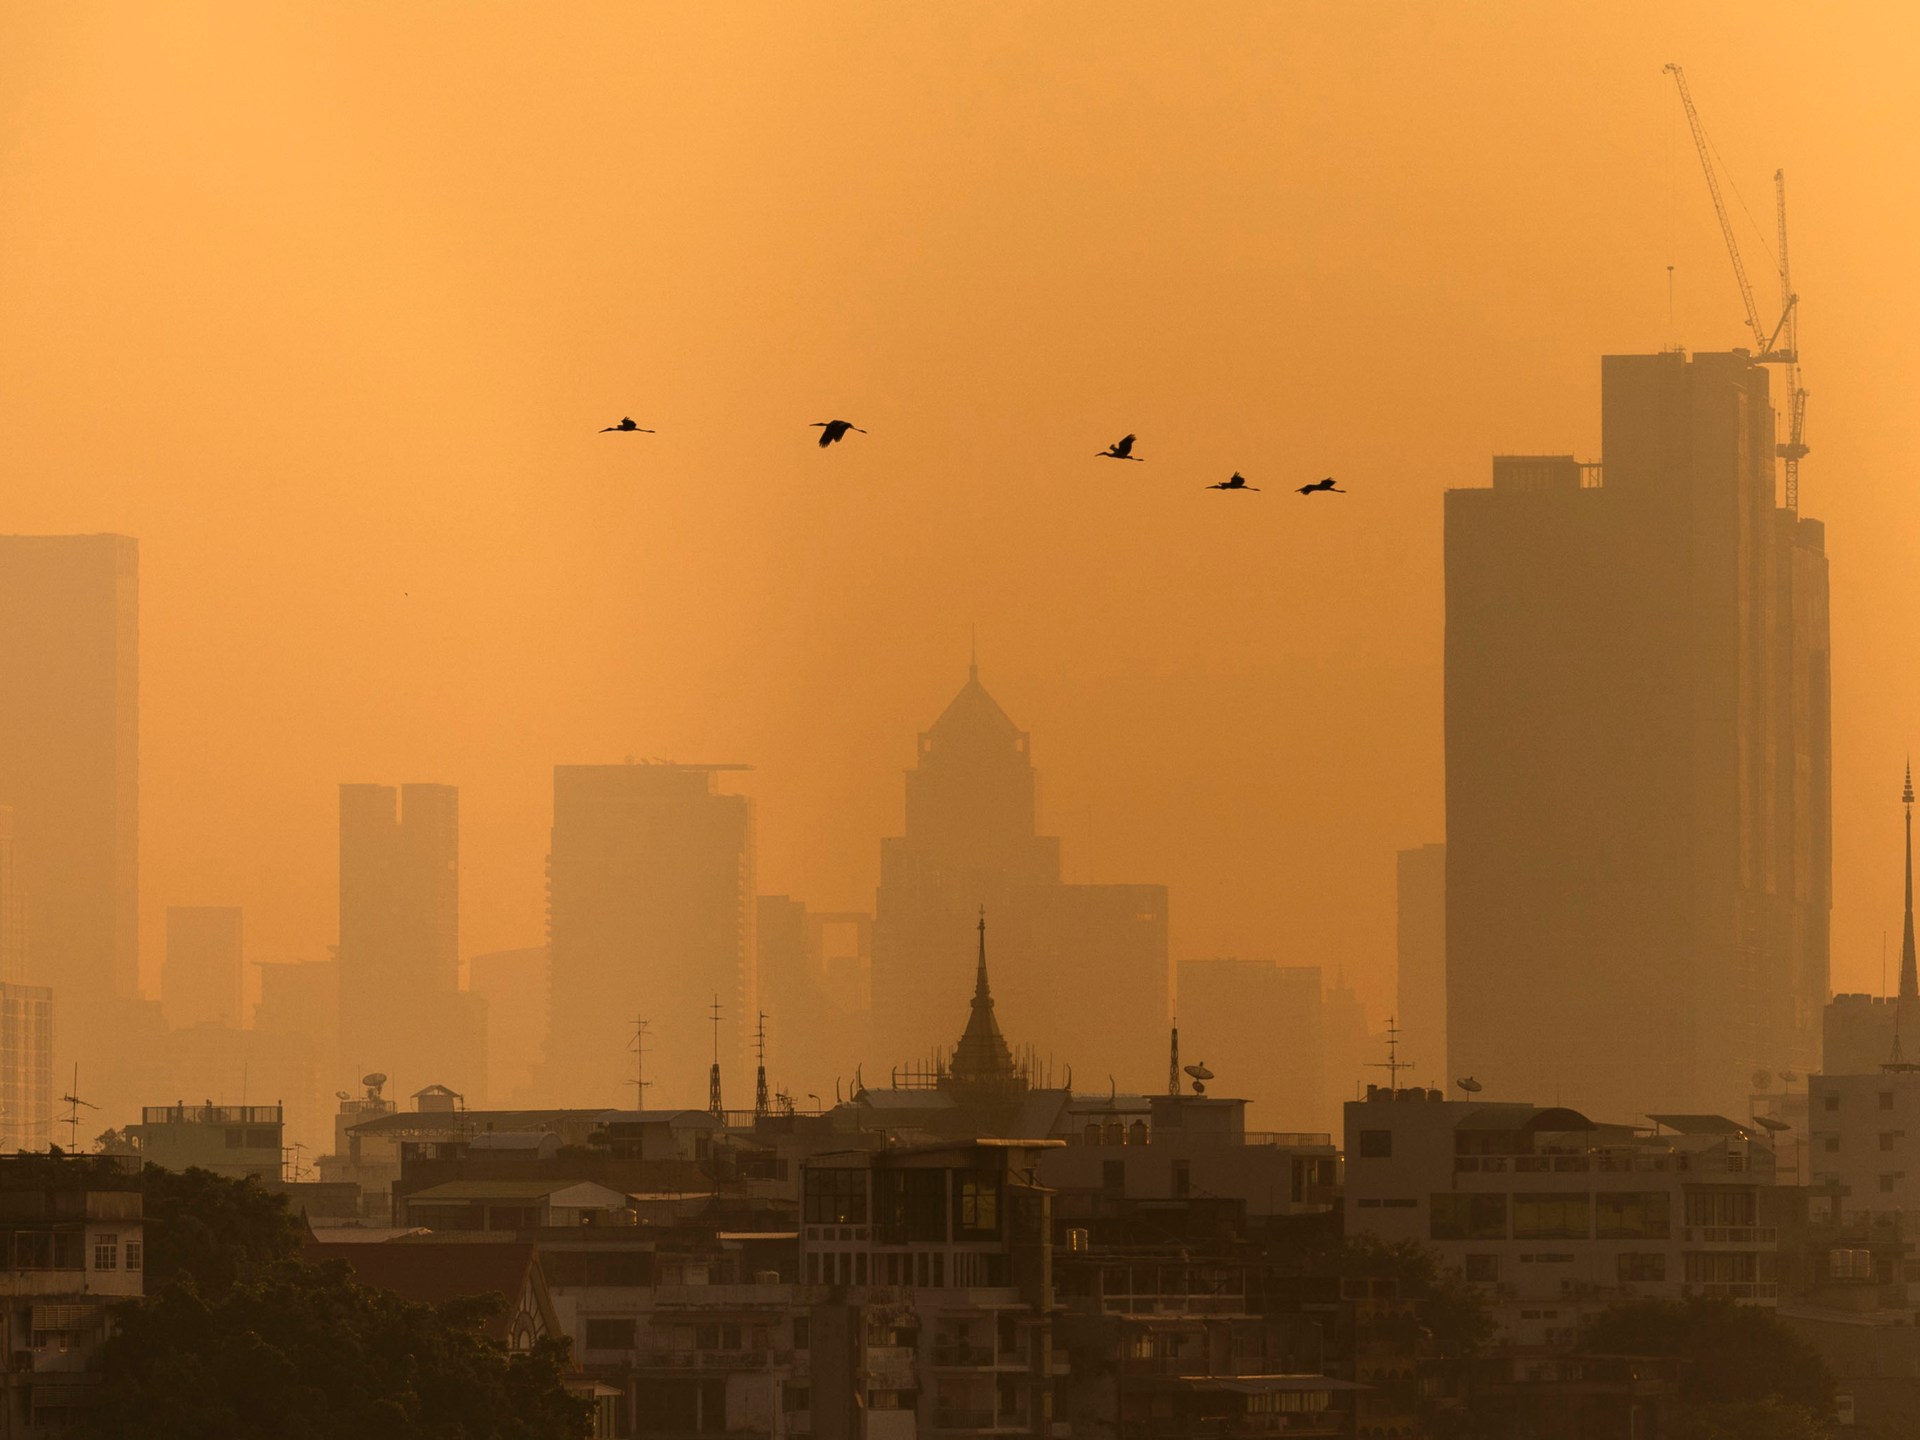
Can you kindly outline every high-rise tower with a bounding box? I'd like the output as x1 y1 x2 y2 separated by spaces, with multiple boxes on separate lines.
1445 352 1830 1117
871 663 1168 1081
544 763 755 1107
0 535 138 1105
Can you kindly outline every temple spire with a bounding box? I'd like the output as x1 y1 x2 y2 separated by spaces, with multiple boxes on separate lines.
975 905 990 1000
1903 762 1917 1003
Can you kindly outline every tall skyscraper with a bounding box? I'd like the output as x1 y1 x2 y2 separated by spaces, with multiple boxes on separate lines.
544 763 756 1107
0 534 138 1105
1394 844 1446 1084
163 906 244 1030
468 946 548 1105
871 663 1168 1083
337 783 481 1098
1445 351 1831 1117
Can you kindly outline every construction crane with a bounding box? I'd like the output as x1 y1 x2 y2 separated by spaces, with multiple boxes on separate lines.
1664 64 1795 364
1775 168 1811 513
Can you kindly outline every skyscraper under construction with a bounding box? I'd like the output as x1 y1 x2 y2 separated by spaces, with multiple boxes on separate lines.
1445 350 1830 1118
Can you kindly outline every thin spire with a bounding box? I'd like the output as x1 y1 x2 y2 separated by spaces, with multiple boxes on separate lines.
975 905 990 1000
1902 762 1917 1002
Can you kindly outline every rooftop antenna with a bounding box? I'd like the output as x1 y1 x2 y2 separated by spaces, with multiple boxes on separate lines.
58 1065 96 1152
754 1010 770 1120
708 995 725 1120
1168 1014 1180 1097
628 1017 652 1112
1369 1016 1415 1091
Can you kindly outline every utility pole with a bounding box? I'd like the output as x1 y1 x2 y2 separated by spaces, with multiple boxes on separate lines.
628 1017 652 1111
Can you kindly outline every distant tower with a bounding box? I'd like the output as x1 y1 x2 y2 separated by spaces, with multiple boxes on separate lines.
1902 762 1917 1004
1168 1015 1180 1097
754 1011 769 1120
708 996 724 1120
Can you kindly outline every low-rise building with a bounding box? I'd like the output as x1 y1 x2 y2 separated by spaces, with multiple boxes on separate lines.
132 1102 283 1180
1344 1086 1784 1348
0 1154 144 1436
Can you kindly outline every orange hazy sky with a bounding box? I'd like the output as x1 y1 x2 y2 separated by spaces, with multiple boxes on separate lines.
2 4 1915 1021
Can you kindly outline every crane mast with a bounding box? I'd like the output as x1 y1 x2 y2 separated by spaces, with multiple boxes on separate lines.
1775 168 1810 513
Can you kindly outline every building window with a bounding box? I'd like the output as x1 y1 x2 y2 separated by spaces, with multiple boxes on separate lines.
1102 1160 1124 1193
1883 1133 1898 1152
1617 1253 1666 1282
93 1234 118 1271
793 1318 808 1348
1684 1190 1757 1227
1823 1136 1841 1153
1881 1175 1897 1194
1595 1192 1671 1240
584 1318 635 1351
1430 1193 1507 1241
1464 1254 1498 1283
954 1174 1001 1240
1172 1161 1190 1198
1358 1130 1392 1159
1512 1192 1591 1241
125 1240 142 1273
1881 1093 1896 1111
1823 1093 1839 1111
803 1169 867 1225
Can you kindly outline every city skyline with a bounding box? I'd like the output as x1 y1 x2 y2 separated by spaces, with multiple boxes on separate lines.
7 9 1918 1030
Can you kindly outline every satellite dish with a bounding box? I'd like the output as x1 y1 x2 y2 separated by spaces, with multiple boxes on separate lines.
334 1091 351 1101
1753 1114 1791 1133
1183 1063 1214 1082
1752 1070 1773 1092
363 1072 387 1089
1456 1076 1483 1094
1780 1070 1800 1084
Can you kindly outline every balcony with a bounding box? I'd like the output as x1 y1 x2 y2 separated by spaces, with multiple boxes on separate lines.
1695 1282 1779 1301
649 1283 797 1309
931 1343 996 1369
628 1347 792 1372
1681 1227 1777 1244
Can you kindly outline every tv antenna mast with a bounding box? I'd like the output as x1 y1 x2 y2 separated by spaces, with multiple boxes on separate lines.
708 996 724 1120
627 1017 652 1112
58 1065 96 1152
753 1010 770 1120
1370 1017 1415 1091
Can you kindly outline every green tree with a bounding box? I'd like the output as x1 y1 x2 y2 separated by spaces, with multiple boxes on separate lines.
139 1164 305 1293
1586 1297 1834 1416
79 1264 590 1440
1339 1233 1495 1357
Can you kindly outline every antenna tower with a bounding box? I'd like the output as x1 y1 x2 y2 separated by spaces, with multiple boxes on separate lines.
1168 1016 1180 1097
708 996 724 1120
754 1011 770 1120
1369 1017 1415 1091
628 1017 652 1111
58 1065 96 1152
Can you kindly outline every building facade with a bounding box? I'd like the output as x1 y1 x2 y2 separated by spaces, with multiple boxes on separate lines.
1395 843 1446 1086
545 763 756 1108
873 665 1167 1088
1446 352 1831 1118
162 906 243 1031
0 535 139 1116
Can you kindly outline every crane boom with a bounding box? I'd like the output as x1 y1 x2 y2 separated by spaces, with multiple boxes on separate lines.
1664 63 1791 362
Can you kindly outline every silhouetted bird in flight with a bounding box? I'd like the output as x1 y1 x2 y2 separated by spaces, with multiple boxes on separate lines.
1296 476 1345 495
812 420 866 447
1207 472 1259 491
600 417 654 433
1097 433 1143 461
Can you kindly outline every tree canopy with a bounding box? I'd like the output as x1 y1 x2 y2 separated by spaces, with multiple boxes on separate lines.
79 1166 590 1440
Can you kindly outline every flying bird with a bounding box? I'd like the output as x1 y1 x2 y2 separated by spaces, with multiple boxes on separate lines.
599 417 654 433
812 420 867 448
1296 476 1345 495
1097 434 1143 461
1207 472 1259 491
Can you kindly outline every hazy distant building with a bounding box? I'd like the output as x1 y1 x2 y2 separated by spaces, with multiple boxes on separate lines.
1395 843 1446 1083
337 784 483 1100
872 663 1168 1084
469 946 547 1106
163 906 243 1030
251 958 338 1155
0 984 52 1152
1446 352 1831 1118
756 898 869 1099
1176 958 1324 1132
0 535 138 1105
544 763 756 1108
